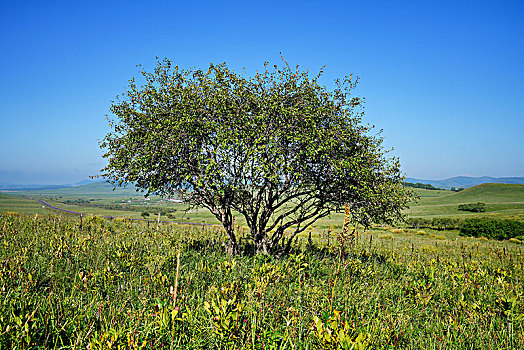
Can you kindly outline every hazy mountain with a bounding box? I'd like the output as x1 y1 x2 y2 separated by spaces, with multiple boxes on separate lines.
0 184 70 191
0 178 105 191
73 179 105 186
405 176 524 190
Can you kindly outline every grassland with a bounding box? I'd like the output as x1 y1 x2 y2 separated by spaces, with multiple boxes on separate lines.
1 183 524 233
0 212 522 349
407 184 524 220
1 183 524 348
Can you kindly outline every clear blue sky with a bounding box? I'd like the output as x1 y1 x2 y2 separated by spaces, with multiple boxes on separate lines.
1 0 523 184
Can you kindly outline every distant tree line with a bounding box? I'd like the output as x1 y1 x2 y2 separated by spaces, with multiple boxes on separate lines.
404 182 442 190
450 187 465 192
404 182 464 192
406 217 463 230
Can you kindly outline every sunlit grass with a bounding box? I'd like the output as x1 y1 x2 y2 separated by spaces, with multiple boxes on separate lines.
0 213 522 348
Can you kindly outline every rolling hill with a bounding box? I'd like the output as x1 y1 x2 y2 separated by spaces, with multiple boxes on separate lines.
407 183 524 219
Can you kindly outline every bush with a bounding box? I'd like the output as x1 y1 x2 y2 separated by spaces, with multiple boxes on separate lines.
431 217 462 230
458 202 486 212
460 218 524 240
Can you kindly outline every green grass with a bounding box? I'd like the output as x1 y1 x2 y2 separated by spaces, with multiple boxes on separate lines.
0 213 522 349
1 182 523 229
0 194 53 215
1 182 522 348
24 181 145 199
406 183 524 220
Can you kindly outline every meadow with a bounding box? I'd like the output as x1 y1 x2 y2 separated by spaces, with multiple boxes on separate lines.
0 183 523 348
407 184 524 220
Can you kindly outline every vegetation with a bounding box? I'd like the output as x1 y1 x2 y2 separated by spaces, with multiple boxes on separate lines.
450 187 465 192
404 182 443 190
1 212 523 349
406 217 462 230
101 58 413 255
460 218 524 240
458 202 486 213
406 184 524 220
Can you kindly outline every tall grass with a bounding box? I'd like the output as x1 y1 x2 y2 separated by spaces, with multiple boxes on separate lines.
0 213 523 349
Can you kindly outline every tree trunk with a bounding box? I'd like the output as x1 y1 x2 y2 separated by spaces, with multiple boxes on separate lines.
221 209 238 255
225 233 239 255
254 230 270 255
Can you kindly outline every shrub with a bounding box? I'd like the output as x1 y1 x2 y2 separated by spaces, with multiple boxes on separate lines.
460 218 524 240
458 202 486 213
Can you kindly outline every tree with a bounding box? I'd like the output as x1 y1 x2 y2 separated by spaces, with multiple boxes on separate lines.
101 58 414 255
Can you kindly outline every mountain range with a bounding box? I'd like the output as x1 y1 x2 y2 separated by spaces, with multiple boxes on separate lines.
405 176 524 190
2 176 524 192
0 179 104 191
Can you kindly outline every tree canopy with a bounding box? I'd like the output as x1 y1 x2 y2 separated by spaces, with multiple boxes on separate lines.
101 58 413 255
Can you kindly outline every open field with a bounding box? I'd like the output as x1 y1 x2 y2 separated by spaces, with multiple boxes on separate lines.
1 183 524 230
0 212 523 348
407 184 524 220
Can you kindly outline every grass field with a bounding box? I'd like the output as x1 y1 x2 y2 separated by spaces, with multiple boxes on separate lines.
0 212 522 349
2 182 524 228
407 184 524 220
1 183 523 348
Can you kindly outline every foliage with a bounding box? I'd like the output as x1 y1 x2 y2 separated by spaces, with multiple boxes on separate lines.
458 202 486 213
460 218 524 240
311 310 369 349
101 58 413 255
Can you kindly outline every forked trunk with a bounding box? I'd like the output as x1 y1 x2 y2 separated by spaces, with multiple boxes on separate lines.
254 229 271 255
221 209 238 255
225 234 239 255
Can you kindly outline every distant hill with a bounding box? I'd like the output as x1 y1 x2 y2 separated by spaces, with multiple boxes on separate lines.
433 183 524 204
407 183 524 219
0 178 104 191
0 181 144 198
26 181 143 198
0 184 70 191
73 179 105 186
405 176 524 190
